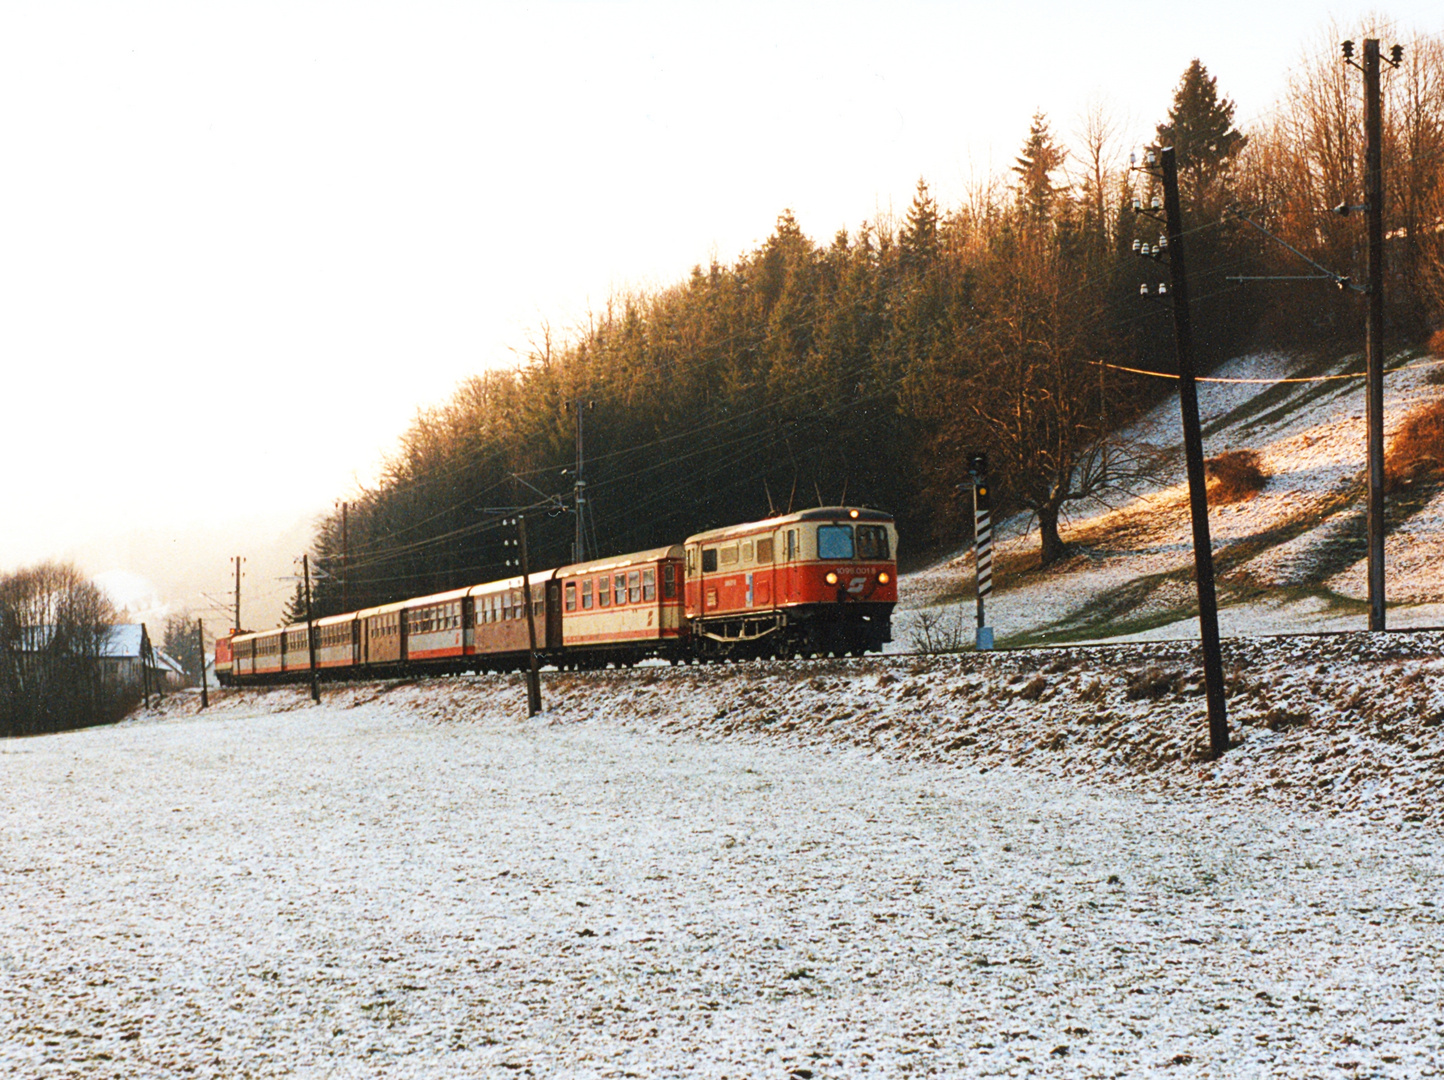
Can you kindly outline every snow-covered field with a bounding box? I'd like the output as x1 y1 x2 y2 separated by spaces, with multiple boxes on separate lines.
895 347 1444 648
4 631 1443 1078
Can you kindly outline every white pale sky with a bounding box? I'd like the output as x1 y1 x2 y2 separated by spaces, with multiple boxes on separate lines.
2 1 1439 627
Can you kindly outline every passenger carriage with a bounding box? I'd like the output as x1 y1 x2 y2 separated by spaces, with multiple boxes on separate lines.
684 507 897 657
470 571 556 670
402 587 469 670
555 546 686 666
358 600 407 669
314 613 360 671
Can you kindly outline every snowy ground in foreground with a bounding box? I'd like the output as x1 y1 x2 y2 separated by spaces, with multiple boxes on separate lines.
4 652 1444 1078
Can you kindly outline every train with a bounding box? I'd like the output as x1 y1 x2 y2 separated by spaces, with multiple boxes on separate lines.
213 506 898 685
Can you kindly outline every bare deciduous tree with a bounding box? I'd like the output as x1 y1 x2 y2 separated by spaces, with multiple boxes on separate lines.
1 562 120 737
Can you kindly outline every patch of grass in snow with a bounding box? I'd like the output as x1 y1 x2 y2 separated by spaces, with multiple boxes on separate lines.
1001 569 1200 647
1261 582 1371 614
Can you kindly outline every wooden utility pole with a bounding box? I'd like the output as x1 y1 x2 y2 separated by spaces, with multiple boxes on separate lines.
303 555 320 704
341 501 350 614
232 556 244 632
1362 38 1387 631
197 618 209 709
1159 145 1230 759
140 623 153 707
517 515 543 717
570 400 594 563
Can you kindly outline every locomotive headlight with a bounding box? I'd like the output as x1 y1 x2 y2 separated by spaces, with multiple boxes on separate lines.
878 571 890 584
848 509 859 519
825 571 839 586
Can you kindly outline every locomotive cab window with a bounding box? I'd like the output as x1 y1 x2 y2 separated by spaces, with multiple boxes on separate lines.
817 524 855 560
701 548 718 573
856 525 890 560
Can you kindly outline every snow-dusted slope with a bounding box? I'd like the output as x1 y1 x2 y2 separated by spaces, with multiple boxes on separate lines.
896 347 1444 648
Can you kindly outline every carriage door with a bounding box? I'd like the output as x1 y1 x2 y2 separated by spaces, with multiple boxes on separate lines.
545 580 563 650
784 527 799 605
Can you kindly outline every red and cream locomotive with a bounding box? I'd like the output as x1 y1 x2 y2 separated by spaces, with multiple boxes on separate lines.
214 507 896 684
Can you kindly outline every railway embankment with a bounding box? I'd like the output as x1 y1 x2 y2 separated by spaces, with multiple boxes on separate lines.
156 629 1444 829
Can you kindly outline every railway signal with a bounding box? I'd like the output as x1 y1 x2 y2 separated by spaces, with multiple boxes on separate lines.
967 453 994 651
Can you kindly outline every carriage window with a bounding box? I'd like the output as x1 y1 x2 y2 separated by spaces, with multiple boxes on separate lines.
614 573 627 605
628 570 641 603
755 537 773 564
565 583 577 612
598 576 610 607
582 579 593 609
701 548 718 573
642 568 656 602
663 564 676 599
817 525 855 559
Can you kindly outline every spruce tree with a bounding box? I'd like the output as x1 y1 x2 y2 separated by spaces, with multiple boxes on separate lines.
900 178 939 274
1013 112 1066 221
1155 59 1258 363
1155 59 1247 209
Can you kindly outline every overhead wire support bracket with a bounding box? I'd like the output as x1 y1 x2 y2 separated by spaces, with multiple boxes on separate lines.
1224 206 1362 292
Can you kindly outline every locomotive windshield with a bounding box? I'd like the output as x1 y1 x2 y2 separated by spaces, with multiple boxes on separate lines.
817 525 854 559
818 523 891 560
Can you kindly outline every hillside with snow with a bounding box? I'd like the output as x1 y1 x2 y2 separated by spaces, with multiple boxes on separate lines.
894 346 1444 649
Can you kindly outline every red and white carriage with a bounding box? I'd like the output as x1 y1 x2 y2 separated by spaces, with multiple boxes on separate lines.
554 546 686 667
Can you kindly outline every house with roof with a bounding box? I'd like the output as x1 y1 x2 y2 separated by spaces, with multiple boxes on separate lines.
99 625 190 693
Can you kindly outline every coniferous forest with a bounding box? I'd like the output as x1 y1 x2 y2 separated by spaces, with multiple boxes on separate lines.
304 37 1444 621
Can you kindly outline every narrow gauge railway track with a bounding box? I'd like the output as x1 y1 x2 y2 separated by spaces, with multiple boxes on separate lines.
222 625 1444 694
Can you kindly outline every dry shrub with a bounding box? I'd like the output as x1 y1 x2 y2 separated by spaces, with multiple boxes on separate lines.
1385 399 1444 492
1427 330 1444 385
1017 675 1047 701
1124 667 1183 701
1205 449 1267 503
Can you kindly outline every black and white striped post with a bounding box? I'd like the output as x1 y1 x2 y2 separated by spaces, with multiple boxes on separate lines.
968 453 994 651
